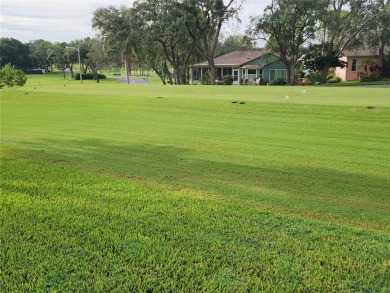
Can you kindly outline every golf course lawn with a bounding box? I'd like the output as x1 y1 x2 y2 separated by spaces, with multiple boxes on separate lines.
1 75 389 291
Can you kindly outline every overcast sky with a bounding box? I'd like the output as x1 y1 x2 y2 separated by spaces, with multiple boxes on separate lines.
0 0 269 43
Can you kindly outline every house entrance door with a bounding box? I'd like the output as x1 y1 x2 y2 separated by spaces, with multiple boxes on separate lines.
233 69 239 82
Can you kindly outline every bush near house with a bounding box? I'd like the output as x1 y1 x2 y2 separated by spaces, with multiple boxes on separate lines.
216 76 224 85
357 62 382 82
223 74 234 85
307 71 321 84
326 73 341 83
274 78 286 85
200 72 211 85
327 77 341 83
357 72 381 82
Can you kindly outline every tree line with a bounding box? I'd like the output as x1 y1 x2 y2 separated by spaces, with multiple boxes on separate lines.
0 37 121 82
252 0 390 84
91 0 247 84
1 0 389 85
92 0 390 84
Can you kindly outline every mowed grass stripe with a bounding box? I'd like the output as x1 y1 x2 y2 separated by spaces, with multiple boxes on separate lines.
1 155 389 292
1 84 389 231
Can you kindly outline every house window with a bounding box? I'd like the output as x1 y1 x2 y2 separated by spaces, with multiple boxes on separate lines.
223 68 232 76
248 69 257 80
351 59 357 71
242 69 247 78
215 68 222 79
259 69 263 78
269 69 287 82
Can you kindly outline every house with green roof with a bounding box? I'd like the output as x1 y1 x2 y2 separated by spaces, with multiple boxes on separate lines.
190 50 288 84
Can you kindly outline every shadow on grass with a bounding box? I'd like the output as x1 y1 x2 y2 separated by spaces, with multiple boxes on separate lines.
14 138 390 230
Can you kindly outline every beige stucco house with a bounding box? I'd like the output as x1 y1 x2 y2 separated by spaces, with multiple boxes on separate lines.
335 48 381 81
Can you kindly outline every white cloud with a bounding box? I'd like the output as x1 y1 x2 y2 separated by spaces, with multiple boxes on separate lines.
1 16 46 26
1 0 133 42
0 0 268 43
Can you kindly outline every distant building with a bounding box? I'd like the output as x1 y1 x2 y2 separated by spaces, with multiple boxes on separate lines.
335 48 383 81
191 50 288 84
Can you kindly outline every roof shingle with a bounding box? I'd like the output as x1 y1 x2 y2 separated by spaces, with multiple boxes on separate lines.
194 50 270 67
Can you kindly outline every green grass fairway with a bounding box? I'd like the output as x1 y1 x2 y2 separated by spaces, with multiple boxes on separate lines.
1 75 390 291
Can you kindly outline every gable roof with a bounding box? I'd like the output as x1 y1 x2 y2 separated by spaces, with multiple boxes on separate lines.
193 50 271 67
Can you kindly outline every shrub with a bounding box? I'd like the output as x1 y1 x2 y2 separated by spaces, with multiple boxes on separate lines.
274 78 286 85
327 73 336 80
327 76 341 83
216 77 224 85
24 69 44 74
0 64 27 88
223 74 234 85
308 71 321 84
261 78 268 85
200 73 211 85
357 72 381 82
369 73 381 81
75 73 107 80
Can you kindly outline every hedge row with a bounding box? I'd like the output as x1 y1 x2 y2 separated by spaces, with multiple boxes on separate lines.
24 69 44 74
75 73 107 80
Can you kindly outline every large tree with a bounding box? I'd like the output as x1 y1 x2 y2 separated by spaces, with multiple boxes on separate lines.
184 0 243 84
254 0 324 84
92 5 137 84
86 39 107 82
49 42 68 79
0 38 31 69
217 34 256 56
48 42 78 79
316 0 379 83
133 0 199 84
302 43 347 76
364 0 390 77
69 39 92 75
135 35 173 85
63 46 79 78
130 10 174 85
28 39 53 72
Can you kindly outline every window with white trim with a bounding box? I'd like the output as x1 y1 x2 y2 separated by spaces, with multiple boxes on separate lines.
269 69 287 82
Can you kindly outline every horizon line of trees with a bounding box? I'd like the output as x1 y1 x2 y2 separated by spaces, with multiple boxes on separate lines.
1 0 389 85
250 0 390 84
0 37 123 82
